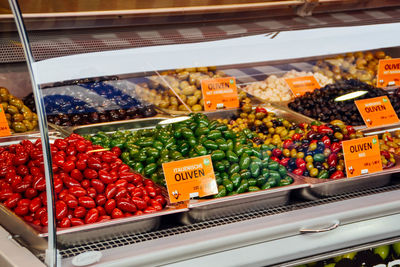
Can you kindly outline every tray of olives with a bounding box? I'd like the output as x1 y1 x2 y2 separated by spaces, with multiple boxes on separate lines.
361 123 400 158
0 87 38 133
133 66 228 114
23 80 160 127
285 79 400 128
292 158 400 200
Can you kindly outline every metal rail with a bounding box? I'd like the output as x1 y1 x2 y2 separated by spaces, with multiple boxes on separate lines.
6 0 58 266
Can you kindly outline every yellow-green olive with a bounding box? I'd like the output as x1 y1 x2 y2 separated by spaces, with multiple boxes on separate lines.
178 94 187 103
192 104 202 112
179 80 190 89
159 99 170 108
186 96 198 106
12 122 27 133
170 97 179 106
0 93 8 103
178 104 188 111
194 90 202 99
22 120 34 131
0 87 9 95
20 105 31 114
23 111 33 121
12 113 24 122
182 85 196 96
7 105 19 115
9 98 23 110
177 71 189 81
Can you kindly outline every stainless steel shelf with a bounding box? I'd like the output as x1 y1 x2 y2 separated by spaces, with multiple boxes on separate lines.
46 184 400 267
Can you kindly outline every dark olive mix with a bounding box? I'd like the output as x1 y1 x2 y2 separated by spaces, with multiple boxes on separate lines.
46 105 157 126
288 79 400 126
23 81 158 126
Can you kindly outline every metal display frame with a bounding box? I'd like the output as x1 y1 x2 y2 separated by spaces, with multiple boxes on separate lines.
7 0 58 266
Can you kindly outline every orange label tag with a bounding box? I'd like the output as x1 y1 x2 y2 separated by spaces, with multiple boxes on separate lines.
377 58 400 87
285 76 320 97
0 104 11 137
342 135 382 178
201 77 239 111
162 155 218 203
355 96 399 127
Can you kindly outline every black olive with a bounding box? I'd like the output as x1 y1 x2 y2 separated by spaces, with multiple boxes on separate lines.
99 114 108 122
71 114 81 124
90 112 100 123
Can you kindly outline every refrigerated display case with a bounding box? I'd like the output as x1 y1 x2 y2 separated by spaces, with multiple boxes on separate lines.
1 0 400 266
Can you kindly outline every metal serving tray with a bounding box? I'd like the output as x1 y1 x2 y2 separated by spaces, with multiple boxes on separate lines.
1 204 187 251
178 176 308 224
67 108 313 225
293 158 400 200
0 134 188 251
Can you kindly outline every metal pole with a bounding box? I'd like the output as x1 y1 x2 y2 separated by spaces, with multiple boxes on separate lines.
7 0 58 266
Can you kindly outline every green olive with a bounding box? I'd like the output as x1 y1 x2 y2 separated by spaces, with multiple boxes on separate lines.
191 104 202 112
193 90 202 99
12 122 27 132
178 94 187 103
169 97 179 106
22 111 33 121
20 105 31 114
9 98 23 110
310 168 319 177
159 100 170 109
7 105 19 115
32 113 38 121
0 87 9 95
179 80 190 89
186 96 198 106
12 113 24 122
5 113 11 120
178 104 188 111
182 85 196 96
177 71 189 81
22 120 34 131
0 93 8 103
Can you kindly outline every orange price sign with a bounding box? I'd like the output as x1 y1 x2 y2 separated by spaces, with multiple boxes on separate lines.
201 77 239 111
377 58 400 87
162 155 218 203
355 96 399 128
0 104 11 137
285 76 320 97
342 135 382 178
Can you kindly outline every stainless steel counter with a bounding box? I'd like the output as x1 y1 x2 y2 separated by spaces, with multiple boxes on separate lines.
53 185 400 267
